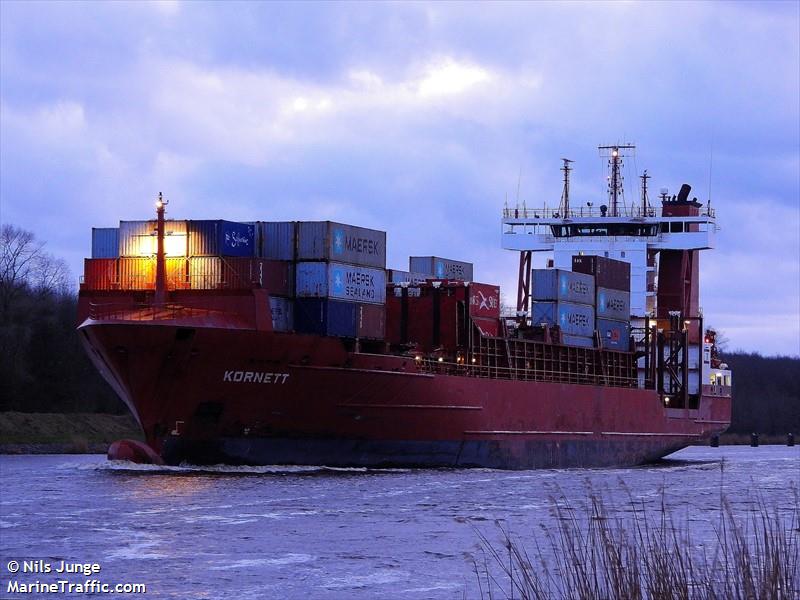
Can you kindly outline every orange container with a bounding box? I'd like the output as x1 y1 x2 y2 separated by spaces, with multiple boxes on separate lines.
166 257 188 289
118 257 155 290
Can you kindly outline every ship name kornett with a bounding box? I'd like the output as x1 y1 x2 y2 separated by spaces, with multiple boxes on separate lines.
223 371 290 384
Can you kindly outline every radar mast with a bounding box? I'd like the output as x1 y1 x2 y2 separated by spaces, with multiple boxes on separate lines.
598 143 635 217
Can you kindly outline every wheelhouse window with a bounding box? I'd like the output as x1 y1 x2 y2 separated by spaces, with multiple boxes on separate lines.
551 223 659 237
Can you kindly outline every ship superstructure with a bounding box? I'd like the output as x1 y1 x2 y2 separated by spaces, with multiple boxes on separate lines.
502 145 731 410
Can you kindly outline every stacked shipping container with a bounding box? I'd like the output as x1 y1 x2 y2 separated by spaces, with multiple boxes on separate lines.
115 220 188 290
257 222 297 332
83 219 291 297
83 218 499 347
293 222 388 339
573 255 632 351
187 221 257 290
385 280 501 351
84 217 388 338
530 269 597 346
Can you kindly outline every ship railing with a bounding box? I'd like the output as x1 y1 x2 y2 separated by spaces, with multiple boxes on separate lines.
416 358 637 388
87 302 221 321
503 205 716 220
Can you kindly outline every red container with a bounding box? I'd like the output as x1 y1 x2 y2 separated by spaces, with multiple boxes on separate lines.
224 258 293 294
357 303 385 340
387 292 434 349
259 259 293 296
406 295 435 350
572 255 630 292
386 282 472 352
83 258 117 290
473 317 499 337
469 283 500 319
386 293 402 345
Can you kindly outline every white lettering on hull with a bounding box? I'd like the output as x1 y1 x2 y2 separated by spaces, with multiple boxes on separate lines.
223 371 290 384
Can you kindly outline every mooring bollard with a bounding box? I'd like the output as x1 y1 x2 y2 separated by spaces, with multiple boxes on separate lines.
788 433 795 447
750 433 759 447
710 435 720 448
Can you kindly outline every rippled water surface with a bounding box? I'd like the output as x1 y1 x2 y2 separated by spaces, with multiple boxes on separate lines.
1 446 797 598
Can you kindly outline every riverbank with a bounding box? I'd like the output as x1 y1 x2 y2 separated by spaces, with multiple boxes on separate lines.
718 432 796 446
0 412 142 454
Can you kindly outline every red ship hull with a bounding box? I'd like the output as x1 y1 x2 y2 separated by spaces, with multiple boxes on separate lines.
79 314 731 469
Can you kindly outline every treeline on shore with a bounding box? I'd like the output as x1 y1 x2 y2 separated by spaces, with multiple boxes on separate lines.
1 224 798 436
721 352 799 437
1 283 124 414
1 225 122 414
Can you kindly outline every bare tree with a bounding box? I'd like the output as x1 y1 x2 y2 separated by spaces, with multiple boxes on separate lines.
32 254 71 297
0 224 71 318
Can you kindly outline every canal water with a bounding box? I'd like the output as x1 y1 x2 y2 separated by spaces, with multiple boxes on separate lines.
1 445 797 598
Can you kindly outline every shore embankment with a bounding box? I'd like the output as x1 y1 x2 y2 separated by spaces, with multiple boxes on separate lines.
0 412 142 454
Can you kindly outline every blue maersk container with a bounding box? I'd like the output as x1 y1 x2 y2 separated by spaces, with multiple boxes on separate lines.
531 269 595 305
297 221 386 268
260 221 296 260
91 228 119 258
531 301 595 337
187 220 256 257
295 262 386 304
409 256 473 281
595 287 631 321
294 298 357 337
596 318 631 351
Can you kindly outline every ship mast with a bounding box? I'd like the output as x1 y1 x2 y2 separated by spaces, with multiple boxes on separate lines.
154 192 168 305
558 158 574 217
640 170 650 215
598 144 635 216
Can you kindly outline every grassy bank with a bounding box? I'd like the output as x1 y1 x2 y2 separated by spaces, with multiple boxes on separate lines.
0 412 142 454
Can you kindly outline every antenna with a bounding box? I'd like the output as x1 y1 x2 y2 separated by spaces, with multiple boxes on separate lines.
516 166 522 203
598 143 635 217
559 158 574 218
640 170 650 216
708 127 714 209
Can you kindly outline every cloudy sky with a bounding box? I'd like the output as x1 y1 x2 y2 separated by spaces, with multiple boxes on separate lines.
1 1 798 355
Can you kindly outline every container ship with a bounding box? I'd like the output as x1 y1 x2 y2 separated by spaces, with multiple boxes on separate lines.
77 145 732 468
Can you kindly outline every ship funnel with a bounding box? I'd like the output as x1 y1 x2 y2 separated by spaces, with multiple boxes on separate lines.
677 184 692 203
